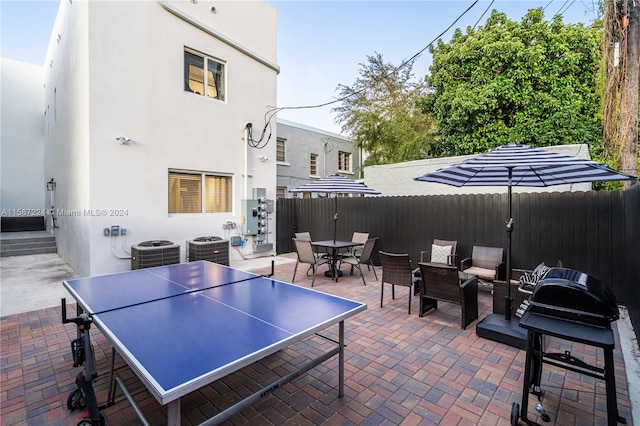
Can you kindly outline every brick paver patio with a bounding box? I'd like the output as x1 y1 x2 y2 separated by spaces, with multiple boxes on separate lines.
1 254 633 425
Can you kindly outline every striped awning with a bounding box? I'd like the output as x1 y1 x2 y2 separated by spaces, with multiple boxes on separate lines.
290 174 381 195
415 144 636 187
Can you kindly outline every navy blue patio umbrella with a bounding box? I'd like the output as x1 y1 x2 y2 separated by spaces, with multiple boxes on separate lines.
415 144 636 347
289 174 380 242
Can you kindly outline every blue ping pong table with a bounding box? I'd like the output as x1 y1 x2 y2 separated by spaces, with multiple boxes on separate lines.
63 260 366 425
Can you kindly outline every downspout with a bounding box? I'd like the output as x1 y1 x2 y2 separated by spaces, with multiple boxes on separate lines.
243 124 250 199
359 145 363 179
324 141 328 177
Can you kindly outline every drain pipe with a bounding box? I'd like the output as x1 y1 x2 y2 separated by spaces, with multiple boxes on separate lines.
243 123 251 199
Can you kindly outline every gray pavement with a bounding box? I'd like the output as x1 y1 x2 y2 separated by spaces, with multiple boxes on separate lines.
0 252 637 424
1 253 78 317
0 252 296 317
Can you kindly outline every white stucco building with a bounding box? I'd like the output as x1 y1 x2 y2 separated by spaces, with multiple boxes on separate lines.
365 144 593 196
1 59 46 215
14 0 279 276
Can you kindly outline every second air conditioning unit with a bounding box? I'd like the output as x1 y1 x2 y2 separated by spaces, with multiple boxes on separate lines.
186 236 229 265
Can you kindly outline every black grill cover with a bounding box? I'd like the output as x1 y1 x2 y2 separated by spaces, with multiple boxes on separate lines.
529 268 619 326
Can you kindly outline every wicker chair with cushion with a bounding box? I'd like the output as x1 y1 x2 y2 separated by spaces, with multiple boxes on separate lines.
292 238 330 287
461 245 504 283
339 237 378 285
419 239 458 267
379 251 420 314
418 262 478 329
414 239 459 290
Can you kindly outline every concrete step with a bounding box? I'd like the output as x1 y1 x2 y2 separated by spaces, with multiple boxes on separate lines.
1 235 56 257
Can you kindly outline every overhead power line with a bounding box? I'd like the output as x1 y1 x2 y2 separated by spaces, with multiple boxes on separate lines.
473 0 495 29
551 0 576 21
247 1 481 148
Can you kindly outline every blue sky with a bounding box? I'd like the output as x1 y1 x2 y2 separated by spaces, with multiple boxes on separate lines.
1 0 599 134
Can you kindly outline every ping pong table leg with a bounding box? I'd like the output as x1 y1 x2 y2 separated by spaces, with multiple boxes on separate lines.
107 348 117 405
167 399 181 426
339 320 344 397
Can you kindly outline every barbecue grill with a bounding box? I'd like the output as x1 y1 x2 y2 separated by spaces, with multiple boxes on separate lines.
512 268 624 426
526 267 619 326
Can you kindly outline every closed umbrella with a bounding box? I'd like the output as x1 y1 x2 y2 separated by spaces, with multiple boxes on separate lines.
416 144 636 347
290 174 380 242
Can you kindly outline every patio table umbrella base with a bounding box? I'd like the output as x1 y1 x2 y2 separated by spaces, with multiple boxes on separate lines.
475 314 527 350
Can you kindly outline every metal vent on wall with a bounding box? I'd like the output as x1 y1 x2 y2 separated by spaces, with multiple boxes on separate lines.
186 236 229 265
131 240 180 270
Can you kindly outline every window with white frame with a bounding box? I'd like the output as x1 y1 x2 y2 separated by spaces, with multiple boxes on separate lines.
338 151 351 172
276 186 286 199
184 49 225 101
169 171 232 214
310 154 318 176
276 138 286 162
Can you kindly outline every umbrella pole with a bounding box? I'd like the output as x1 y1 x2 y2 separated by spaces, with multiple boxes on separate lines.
474 167 526 349
505 169 514 321
333 195 338 243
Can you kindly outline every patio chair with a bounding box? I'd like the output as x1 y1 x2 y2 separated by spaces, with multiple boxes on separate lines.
492 268 531 317
418 262 478 329
460 245 504 283
295 231 328 262
419 239 458 267
292 238 330 287
413 239 458 295
379 251 420 314
493 261 562 317
294 232 312 241
349 232 369 258
339 237 378 285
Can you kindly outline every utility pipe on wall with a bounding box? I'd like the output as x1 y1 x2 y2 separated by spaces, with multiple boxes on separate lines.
243 124 250 199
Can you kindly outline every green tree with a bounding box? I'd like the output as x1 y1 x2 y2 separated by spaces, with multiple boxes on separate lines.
419 8 603 157
333 53 438 166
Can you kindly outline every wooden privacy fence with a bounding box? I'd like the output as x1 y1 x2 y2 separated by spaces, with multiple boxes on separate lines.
277 185 640 344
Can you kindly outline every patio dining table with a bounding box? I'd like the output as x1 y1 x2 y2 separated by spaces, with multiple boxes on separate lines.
312 240 360 282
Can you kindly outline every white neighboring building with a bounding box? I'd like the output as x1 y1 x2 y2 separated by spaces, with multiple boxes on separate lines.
365 144 593 196
40 0 278 276
1 58 46 215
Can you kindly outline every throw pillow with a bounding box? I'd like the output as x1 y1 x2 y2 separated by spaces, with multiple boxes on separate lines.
431 244 452 264
519 262 551 288
532 262 550 278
